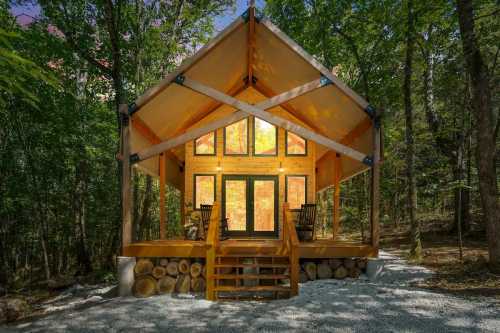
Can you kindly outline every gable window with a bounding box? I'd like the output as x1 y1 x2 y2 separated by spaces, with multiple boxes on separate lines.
224 118 248 155
254 117 277 156
286 175 307 210
286 131 307 156
194 131 216 155
194 174 216 209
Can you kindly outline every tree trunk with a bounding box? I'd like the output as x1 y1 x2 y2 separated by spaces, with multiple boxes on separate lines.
457 0 500 272
403 0 421 260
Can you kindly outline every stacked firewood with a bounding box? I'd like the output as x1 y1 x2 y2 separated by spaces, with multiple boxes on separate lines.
133 258 206 298
298 258 367 282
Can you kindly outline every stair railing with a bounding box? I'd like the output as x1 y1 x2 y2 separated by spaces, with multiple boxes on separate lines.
205 201 220 300
283 202 299 296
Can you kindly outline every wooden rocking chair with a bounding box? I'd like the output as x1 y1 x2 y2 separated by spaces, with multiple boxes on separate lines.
199 204 229 240
296 204 317 242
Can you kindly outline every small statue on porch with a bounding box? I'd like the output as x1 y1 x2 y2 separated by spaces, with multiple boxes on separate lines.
184 202 201 240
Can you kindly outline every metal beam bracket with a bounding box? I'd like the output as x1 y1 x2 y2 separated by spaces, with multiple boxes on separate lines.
320 75 332 87
362 155 374 166
128 103 138 115
241 8 250 22
254 8 264 22
130 153 140 164
374 115 382 129
174 74 185 85
364 104 376 118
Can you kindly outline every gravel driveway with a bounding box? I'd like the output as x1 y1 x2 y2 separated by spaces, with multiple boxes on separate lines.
3 252 499 332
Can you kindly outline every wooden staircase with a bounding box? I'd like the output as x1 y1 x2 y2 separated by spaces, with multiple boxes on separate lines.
205 202 300 301
213 254 292 300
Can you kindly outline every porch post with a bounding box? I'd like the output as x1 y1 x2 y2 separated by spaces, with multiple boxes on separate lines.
370 117 381 249
120 104 132 250
159 153 166 239
333 153 341 240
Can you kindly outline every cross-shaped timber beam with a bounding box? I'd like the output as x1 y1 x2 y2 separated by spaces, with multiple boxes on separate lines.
178 76 368 163
132 76 336 162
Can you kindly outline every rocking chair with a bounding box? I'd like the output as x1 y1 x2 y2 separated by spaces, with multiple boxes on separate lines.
295 204 317 241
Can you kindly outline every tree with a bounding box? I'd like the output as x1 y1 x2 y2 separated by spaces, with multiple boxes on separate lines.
456 0 499 272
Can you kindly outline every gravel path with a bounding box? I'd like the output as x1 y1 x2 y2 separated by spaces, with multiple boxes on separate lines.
3 252 499 333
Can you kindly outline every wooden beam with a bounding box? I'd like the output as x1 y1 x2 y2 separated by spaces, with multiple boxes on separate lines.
120 104 132 250
370 121 381 248
254 78 329 111
180 77 368 163
135 111 249 161
260 18 369 110
333 154 341 240
131 116 183 167
247 6 255 84
159 153 166 240
134 16 245 110
253 81 327 136
167 79 248 140
316 117 372 166
132 78 329 162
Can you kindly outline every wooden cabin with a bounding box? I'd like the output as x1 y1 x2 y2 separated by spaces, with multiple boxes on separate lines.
119 5 381 301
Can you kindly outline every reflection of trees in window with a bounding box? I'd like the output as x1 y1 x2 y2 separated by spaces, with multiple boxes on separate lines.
195 131 215 155
254 117 277 155
225 180 246 230
286 131 307 155
254 180 274 231
224 118 248 155
286 175 306 210
194 175 215 209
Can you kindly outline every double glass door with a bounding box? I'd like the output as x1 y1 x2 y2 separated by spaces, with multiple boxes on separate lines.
222 175 278 238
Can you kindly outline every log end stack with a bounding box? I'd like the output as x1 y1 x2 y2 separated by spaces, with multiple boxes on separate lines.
299 258 368 283
132 258 206 298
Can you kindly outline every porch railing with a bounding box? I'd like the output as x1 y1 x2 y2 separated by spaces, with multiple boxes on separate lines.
205 201 220 300
282 202 299 296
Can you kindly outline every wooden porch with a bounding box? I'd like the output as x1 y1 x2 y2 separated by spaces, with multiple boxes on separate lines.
123 239 378 259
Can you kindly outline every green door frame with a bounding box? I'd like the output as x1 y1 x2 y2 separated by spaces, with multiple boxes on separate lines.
222 174 279 238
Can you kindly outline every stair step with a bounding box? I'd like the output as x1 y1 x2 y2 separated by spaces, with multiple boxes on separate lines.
214 263 289 268
215 285 291 292
215 274 289 280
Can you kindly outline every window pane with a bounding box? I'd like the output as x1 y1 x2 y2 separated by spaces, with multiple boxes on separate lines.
225 118 248 154
254 118 276 155
287 132 306 155
254 180 275 231
195 131 215 155
225 180 246 231
287 176 306 210
195 175 215 209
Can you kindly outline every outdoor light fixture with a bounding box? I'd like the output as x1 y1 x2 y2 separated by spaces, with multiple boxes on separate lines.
216 161 222 172
279 162 284 173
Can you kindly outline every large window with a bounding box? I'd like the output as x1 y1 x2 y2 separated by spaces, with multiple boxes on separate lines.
194 174 216 209
286 131 307 156
224 118 248 155
194 131 216 155
286 175 307 210
254 117 277 156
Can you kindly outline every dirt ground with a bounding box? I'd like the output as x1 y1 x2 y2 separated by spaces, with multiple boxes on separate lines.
380 222 500 300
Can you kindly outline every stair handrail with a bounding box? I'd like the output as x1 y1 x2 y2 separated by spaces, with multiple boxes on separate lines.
205 201 220 300
283 202 299 296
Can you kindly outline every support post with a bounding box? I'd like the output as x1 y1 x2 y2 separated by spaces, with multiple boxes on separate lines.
371 118 381 249
159 153 166 239
333 154 341 240
120 104 132 250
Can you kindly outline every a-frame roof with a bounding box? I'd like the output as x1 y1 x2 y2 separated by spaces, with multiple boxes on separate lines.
130 6 374 183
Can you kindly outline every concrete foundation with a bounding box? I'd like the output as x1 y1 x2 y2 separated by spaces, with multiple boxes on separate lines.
117 256 136 296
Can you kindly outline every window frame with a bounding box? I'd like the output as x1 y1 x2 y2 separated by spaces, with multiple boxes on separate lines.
253 116 278 157
193 174 217 210
285 175 308 211
285 131 308 156
193 131 217 156
223 117 250 156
